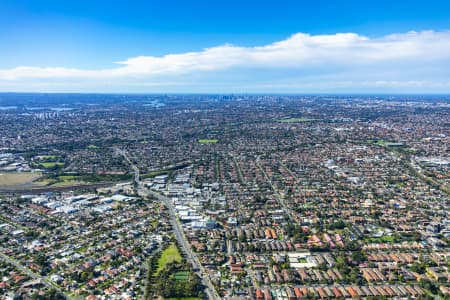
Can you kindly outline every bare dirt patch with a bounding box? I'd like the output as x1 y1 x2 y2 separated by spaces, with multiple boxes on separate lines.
0 172 43 189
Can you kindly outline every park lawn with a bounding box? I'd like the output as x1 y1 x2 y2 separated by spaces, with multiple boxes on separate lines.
279 117 317 123
87 145 99 149
198 139 218 144
375 139 390 146
38 162 65 168
38 155 60 161
171 271 189 281
367 139 392 146
156 244 182 275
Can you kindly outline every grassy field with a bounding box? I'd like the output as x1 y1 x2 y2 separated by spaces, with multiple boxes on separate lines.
37 155 60 160
373 139 391 146
58 175 78 180
171 271 189 281
367 139 399 147
33 179 54 185
51 175 84 186
34 175 84 187
87 145 99 149
279 117 317 123
0 172 42 187
198 139 218 144
156 244 182 275
38 162 65 168
51 180 82 186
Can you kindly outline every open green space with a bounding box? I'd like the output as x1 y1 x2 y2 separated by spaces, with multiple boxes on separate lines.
156 244 182 275
35 174 85 186
171 271 189 281
0 172 42 187
78 173 132 182
51 179 82 186
87 145 100 149
38 162 65 168
279 117 317 123
38 172 132 185
58 175 78 180
367 139 402 147
374 139 391 146
198 139 218 144
38 155 60 161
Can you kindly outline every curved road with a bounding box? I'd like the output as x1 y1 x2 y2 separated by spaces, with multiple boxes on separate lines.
117 149 220 300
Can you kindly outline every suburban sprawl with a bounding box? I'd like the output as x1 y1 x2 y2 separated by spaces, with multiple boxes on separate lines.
0 94 449 300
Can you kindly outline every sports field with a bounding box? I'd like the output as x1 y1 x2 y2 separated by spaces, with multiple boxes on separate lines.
156 244 182 275
278 117 317 123
198 139 218 144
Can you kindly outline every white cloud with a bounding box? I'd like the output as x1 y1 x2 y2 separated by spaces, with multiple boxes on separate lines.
1 30 450 92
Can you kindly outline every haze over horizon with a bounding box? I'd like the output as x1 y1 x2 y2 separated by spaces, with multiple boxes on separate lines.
1 1 450 93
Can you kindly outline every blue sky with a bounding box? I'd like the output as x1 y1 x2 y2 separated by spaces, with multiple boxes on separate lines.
1 0 450 93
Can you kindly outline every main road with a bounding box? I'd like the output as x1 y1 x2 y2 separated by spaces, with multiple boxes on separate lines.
117 149 220 300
